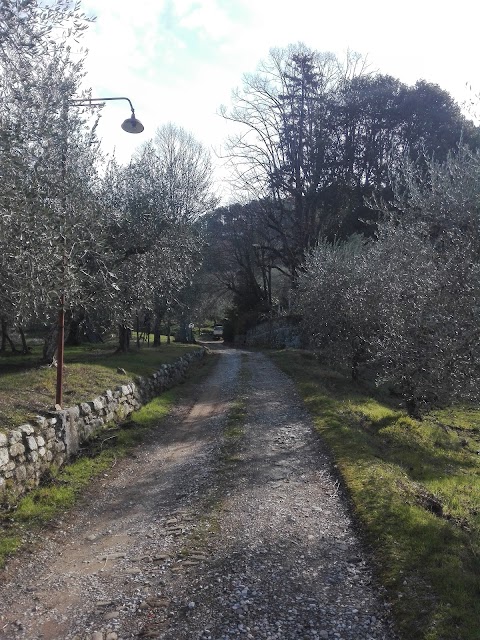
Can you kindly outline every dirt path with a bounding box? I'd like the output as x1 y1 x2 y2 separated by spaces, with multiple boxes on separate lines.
0 346 397 640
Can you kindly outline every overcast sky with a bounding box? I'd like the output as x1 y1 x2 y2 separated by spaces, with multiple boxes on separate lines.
79 0 480 198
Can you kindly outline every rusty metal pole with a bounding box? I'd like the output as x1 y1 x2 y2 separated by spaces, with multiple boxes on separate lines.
55 292 65 407
55 107 68 409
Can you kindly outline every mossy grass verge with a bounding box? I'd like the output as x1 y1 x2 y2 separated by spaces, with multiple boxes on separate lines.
270 349 480 640
0 340 201 430
220 399 248 468
0 351 216 569
220 354 250 459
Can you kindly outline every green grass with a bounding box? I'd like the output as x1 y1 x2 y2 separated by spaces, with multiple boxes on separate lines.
222 354 250 443
0 535 21 561
0 351 217 568
224 401 247 439
0 339 201 430
270 349 480 640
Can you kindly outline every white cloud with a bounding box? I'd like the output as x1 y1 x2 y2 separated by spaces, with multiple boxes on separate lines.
176 0 236 38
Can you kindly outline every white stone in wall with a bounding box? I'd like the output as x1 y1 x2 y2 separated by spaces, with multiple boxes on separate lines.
68 406 80 420
80 403 91 416
9 442 25 457
8 430 22 444
26 436 38 451
90 398 104 412
34 416 48 429
0 447 9 468
19 424 34 435
15 465 27 481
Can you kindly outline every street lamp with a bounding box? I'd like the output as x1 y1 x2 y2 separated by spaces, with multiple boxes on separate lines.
55 96 144 408
69 96 144 134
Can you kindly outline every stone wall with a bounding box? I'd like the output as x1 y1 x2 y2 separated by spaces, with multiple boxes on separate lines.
245 317 302 349
0 348 205 498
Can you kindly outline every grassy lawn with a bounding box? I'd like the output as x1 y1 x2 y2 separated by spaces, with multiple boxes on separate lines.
270 349 480 640
0 338 201 431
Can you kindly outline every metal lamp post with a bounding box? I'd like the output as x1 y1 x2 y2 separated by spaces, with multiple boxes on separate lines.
55 96 144 408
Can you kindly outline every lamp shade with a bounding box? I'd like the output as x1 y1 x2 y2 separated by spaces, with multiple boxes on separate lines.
121 116 144 134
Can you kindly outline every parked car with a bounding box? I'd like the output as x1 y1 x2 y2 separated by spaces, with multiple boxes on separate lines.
213 324 223 340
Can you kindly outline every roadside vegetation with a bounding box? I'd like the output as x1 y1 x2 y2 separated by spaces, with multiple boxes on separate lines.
0 338 201 431
271 349 480 640
0 346 216 569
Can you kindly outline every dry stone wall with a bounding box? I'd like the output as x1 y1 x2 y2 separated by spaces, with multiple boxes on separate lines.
245 317 302 349
0 348 205 498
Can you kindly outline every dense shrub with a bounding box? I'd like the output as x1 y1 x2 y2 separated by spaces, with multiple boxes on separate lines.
296 147 480 416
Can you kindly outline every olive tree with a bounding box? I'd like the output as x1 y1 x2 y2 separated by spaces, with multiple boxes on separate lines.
100 126 216 350
297 145 480 416
367 220 480 415
368 148 480 415
0 0 113 359
296 235 375 379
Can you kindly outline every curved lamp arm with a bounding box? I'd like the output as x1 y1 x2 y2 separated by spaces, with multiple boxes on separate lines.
69 96 144 134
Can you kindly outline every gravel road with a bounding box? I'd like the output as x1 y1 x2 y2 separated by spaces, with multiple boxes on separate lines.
0 346 398 640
